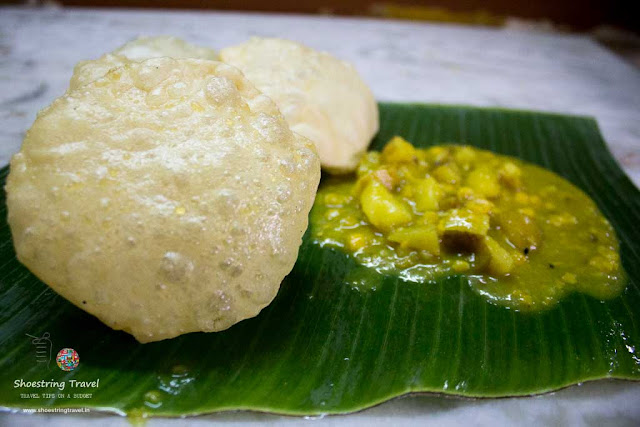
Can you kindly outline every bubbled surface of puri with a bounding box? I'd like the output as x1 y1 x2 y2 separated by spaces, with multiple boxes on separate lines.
69 36 218 90
6 58 320 343
221 37 379 173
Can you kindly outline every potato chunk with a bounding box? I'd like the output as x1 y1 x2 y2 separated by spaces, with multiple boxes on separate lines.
432 164 461 184
381 136 418 164
466 167 501 198
388 225 440 255
439 209 490 237
483 237 515 275
360 180 412 231
454 146 476 169
499 162 522 189
413 176 441 212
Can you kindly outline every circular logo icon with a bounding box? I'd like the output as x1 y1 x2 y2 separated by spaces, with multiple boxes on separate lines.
56 348 79 371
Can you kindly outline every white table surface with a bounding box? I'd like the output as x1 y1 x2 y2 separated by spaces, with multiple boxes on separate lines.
1 5 639 427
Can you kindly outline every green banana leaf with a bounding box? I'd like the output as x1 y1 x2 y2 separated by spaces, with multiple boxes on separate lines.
1 103 639 417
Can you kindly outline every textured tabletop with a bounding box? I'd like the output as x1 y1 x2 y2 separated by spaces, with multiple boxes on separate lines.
1 6 639 186
1 6 639 426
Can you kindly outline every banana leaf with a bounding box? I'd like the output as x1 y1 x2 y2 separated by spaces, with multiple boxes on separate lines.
0 103 638 417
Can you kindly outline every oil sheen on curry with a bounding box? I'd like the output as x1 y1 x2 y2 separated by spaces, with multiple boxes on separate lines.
311 137 626 310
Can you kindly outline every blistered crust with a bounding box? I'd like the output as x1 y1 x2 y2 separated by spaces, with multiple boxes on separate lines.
7 58 320 343
70 36 218 90
220 37 379 173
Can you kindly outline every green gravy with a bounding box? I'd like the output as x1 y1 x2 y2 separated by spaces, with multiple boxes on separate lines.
311 138 626 310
